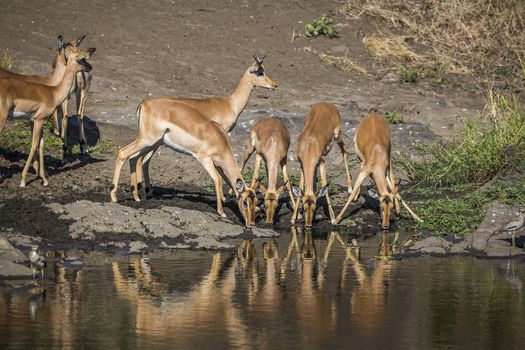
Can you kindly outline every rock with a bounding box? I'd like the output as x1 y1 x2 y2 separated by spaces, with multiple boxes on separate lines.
46 200 277 250
381 72 400 84
0 237 27 261
418 246 447 255
449 240 469 254
0 260 32 278
467 204 525 255
410 236 452 251
128 241 148 253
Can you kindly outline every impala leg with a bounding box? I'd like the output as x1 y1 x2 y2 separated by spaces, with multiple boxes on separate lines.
387 166 401 214
77 87 88 154
129 155 142 202
21 119 44 187
38 130 48 186
337 140 353 194
51 107 61 136
282 163 296 208
290 170 304 225
110 140 151 202
251 154 262 189
60 100 69 164
334 170 368 224
141 149 155 197
319 159 336 222
201 158 226 218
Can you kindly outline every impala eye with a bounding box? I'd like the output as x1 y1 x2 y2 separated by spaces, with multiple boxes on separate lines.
243 201 249 208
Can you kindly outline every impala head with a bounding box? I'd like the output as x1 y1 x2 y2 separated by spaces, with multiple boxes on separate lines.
248 53 278 90
259 182 287 224
236 179 257 228
292 186 328 228
56 34 89 66
66 46 96 73
380 193 395 230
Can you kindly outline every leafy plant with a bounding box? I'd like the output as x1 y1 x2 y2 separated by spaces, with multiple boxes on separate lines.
384 110 405 124
304 14 338 38
0 52 16 70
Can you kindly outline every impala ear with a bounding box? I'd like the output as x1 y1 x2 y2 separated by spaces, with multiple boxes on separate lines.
58 35 65 51
292 186 302 198
236 179 245 196
317 186 328 198
76 34 86 47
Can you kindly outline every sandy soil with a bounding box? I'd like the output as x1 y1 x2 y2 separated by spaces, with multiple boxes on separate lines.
0 0 486 251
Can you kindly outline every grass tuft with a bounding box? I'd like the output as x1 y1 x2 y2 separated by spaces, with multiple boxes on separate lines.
304 13 338 38
304 47 368 75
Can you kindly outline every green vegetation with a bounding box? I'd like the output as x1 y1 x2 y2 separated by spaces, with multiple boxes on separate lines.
398 93 524 188
0 119 115 159
0 52 16 70
304 14 338 38
396 91 525 236
384 110 405 124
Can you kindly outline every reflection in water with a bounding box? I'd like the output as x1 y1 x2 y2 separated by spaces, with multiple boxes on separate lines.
1 231 525 349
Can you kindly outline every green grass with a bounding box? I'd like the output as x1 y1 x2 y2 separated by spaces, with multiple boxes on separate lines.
396 90 525 236
0 52 16 70
398 93 525 188
304 13 338 38
0 119 116 159
384 110 405 124
407 175 525 236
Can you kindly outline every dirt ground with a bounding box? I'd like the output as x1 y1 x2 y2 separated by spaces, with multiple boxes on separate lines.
0 0 487 251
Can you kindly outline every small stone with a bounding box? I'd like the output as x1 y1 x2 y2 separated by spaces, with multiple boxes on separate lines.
129 241 148 253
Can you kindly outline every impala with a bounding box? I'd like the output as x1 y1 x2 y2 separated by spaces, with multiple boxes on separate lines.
0 47 95 187
290 103 353 227
110 100 257 227
333 114 422 229
240 117 294 224
130 54 278 200
0 35 93 162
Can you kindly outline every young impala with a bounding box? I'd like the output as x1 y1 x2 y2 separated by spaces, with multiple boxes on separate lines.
290 103 353 227
130 54 278 200
0 35 94 162
110 100 257 227
0 47 95 186
240 117 294 224
333 114 422 229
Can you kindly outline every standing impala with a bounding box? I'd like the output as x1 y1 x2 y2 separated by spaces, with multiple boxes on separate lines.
240 117 294 224
0 35 93 162
130 54 278 200
290 103 353 227
0 47 95 187
333 114 422 229
110 100 257 227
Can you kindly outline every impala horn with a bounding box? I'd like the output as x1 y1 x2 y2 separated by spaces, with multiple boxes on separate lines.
253 53 266 65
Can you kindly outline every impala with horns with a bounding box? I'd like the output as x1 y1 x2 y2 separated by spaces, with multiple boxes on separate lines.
0 47 95 187
239 117 294 224
290 103 353 227
333 114 422 229
110 100 257 227
130 54 277 201
0 35 94 163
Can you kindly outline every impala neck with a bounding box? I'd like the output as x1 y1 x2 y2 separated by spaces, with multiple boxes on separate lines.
49 53 68 85
220 155 245 195
266 161 279 192
302 161 318 196
53 63 78 106
228 70 254 118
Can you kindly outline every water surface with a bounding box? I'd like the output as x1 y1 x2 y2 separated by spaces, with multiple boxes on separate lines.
1 229 524 349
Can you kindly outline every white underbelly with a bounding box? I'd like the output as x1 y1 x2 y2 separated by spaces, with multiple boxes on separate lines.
163 133 196 158
9 110 32 119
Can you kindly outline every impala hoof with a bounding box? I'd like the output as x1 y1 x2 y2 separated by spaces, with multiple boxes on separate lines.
110 193 118 203
219 212 227 218
42 179 49 187
19 182 26 188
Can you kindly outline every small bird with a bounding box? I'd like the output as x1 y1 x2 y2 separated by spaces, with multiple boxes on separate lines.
29 245 47 280
501 210 525 248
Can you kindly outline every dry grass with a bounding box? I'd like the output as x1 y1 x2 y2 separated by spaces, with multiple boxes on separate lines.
304 46 368 75
341 0 525 80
